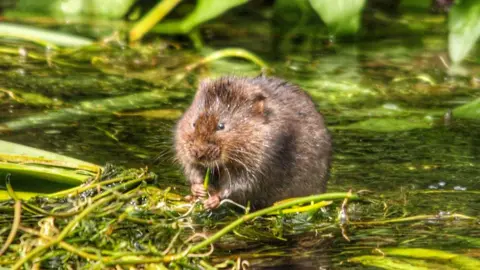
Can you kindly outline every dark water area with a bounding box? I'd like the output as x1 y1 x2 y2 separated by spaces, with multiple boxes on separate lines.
0 11 479 269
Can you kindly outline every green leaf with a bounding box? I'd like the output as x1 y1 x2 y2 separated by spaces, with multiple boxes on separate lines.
349 255 448 270
383 248 480 270
399 0 430 10
0 190 42 200
309 0 366 35
14 0 135 19
0 140 98 166
0 140 100 196
448 0 480 63
350 248 480 270
0 22 93 47
453 97 480 119
0 89 186 131
335 116 434 132
154 0 248 34
75 0 136 19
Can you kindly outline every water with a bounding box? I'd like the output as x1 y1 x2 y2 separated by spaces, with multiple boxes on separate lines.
0 11 479 269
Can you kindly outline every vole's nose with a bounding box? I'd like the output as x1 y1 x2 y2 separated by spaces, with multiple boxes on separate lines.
191 142 220 162
191 146 206 160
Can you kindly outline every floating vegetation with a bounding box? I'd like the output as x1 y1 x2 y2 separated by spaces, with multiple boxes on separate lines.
0 163 357 269
350 248 480 270
0 140 100 199
0 144 478 268
1 163 479 269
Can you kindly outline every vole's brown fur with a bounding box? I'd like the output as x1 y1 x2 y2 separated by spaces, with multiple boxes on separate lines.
174 76 331 210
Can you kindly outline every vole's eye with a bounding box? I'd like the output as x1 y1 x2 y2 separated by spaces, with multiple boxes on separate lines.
216 123 225 131
192 121 196 128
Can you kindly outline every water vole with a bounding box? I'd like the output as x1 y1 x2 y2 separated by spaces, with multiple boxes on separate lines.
174 76 332 210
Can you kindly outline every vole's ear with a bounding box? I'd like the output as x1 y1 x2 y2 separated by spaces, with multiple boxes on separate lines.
252 93 266 115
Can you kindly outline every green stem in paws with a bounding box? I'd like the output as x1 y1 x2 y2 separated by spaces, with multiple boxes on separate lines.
203 167 210 190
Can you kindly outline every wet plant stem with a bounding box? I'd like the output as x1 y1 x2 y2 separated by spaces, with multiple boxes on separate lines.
11 195 116 270
268 200 332 215
90 175 153 201
7 176 150 218
130 0 183 42
7 181 80 217
5 179 36 215
0 200 21 255
104 251 189 265
189 192 358 254
184 48 269 71
95 193 356 266
203 168 210 189
350 213 476 225
47 175 136 198
18 226 101 261
410 190 480 195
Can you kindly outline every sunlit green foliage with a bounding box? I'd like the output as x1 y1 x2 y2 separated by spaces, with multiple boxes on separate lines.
309 0 366 35
0 22 93 47
5 0 480 62
0 140 99 197
448 0 480 63
154 0 248 34
453 97 480 119
351 248 480 270
13 0 135 19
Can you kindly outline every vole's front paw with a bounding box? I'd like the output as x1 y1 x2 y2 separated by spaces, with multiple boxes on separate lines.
191 183 207 198
204 194 221 209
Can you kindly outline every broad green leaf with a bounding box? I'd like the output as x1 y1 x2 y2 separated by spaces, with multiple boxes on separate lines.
448 0 480 63
73 0 136 19
154 0 248 34
0 140 98 167
0 22 93 47
453 98 480 119
0 162 91 186
0 140 100 195
309 0 366 35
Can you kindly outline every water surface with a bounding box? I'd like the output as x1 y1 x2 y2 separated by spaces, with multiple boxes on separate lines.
0 11 479 269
